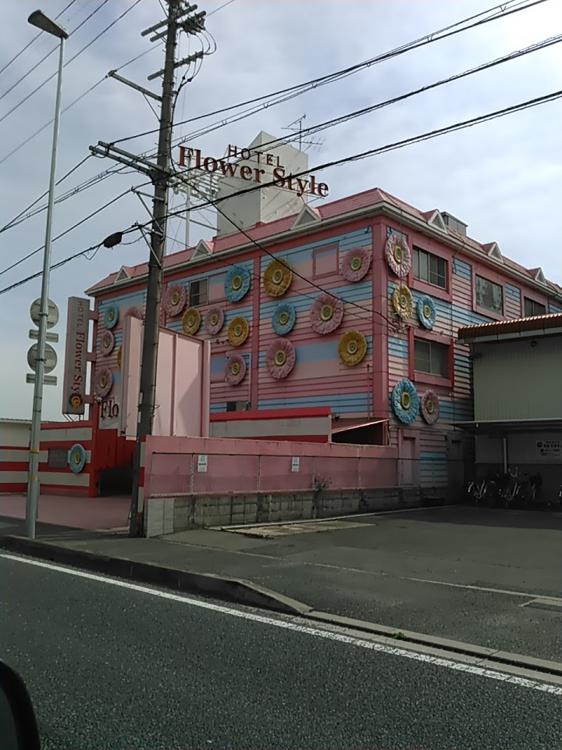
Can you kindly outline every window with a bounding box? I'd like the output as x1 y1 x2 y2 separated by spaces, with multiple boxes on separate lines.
414 339 449 378
47 447 68 469
413 247 447 289
190 279 208 306
524 298 546 317
226 400 249 412
313 244 338 278
475 275 503 314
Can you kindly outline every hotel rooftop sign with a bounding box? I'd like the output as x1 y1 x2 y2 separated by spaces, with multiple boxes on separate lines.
178 144 329 199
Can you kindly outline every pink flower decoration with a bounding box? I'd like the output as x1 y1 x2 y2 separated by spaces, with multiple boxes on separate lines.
164 284 187 317
266 340 296 380
100 330 115 357
225 353 247 385
421 390 440 425
310 293 344 335
340 247 372 282
206 307 225 336
385 233 412 278
95 367 113 398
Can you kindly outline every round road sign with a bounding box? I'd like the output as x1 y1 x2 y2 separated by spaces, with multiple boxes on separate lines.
30 298 59 329
27 343 58 373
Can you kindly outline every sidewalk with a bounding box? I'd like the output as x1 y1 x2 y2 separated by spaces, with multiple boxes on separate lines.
1 505 560 664
0 493 130 531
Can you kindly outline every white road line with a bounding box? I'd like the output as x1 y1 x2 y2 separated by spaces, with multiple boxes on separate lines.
2 552 561 697
406 576 562 603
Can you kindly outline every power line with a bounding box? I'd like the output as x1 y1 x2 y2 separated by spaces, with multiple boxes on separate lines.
0 0 109 105
175 31 562 163
157 88 562 229
0 0 142 128
109 0 550 146
3 3 551 243
3 86 561 303
0 0 78 77
0 185 145 277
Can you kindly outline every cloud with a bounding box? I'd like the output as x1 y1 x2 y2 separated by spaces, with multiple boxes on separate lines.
0 0 561 419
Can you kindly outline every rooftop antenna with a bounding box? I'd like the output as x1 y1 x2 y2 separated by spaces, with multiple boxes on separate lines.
283 114 323 153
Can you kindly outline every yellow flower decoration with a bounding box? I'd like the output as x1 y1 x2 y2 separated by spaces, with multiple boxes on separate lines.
182 307 201 336
263 259 293 297
391 284 413 320
338 331 368 367
227 316 250 347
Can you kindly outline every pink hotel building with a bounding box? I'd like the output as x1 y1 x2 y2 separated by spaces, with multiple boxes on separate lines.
87 179 562 493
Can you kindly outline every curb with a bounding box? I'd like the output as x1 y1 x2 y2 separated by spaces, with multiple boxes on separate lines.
2 534 562 679
0 535 311 617
304 611 562 678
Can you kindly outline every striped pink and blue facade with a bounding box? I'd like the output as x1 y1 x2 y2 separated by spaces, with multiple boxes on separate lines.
87 188 562 491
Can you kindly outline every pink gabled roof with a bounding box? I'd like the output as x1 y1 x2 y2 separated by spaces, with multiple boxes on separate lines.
86 185 562 297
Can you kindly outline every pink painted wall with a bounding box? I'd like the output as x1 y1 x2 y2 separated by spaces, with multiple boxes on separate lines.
143 434 398 497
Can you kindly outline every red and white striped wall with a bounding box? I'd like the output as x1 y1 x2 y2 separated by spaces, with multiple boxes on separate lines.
0 420 95 496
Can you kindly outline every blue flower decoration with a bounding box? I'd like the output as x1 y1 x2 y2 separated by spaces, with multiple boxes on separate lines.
225 266 251 302
104 303 119 330
68 443 87 474
417 295 436 330
272 302 296 336
391 378 419 425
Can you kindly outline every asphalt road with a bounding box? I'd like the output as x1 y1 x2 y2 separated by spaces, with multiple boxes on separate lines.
1 553 562 750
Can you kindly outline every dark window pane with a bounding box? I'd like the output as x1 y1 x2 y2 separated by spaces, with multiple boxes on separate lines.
415 339 449 377
190 279 208 307
414 340 430 372
524 298 546 317
413 247 447 289
476 276 503 314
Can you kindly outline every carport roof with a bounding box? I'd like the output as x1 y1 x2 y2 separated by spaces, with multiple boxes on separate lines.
458 313 562 342
453 418 562 433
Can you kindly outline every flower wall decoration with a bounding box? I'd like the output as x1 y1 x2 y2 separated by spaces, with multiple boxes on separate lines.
227 316 250 347
225 266 251 302
421 390 440 425
385 233 412 277
417 295 436 330
391 284 413 320
104 303 119 329
310 293 344 335
263 259 293 297
68 443 87 474
182 307 201 336
225 353 247 385
271 302 296 336
266 339 296 379
206 307 224 335
340 247 372 282
164 284 187 317
100 330 115 357
391 378 419 425
338 331 368 367
95 367 114 398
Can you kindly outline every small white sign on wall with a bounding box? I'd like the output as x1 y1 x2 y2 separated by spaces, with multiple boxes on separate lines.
291 456 300 472
197 454 208 473
536 440 561 458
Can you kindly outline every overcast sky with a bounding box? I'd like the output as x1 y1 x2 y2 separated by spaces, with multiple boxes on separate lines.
0 0 561 420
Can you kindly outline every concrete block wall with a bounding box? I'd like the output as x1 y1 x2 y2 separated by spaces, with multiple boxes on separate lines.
144 486 430 537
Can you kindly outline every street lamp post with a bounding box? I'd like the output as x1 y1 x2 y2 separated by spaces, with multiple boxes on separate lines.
26 10 68 539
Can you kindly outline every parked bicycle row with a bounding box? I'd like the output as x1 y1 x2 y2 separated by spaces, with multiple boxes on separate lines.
466 468 561 509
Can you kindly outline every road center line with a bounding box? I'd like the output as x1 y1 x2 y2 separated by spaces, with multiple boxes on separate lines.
2 552 562 697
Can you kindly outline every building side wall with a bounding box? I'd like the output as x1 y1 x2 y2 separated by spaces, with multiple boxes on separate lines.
473 337 562 421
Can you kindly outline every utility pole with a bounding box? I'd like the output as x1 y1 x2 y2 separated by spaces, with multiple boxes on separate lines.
128 2 179 537
90 1 206 536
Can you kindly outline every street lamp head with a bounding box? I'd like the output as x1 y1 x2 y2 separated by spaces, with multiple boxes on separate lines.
28 10 68 39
